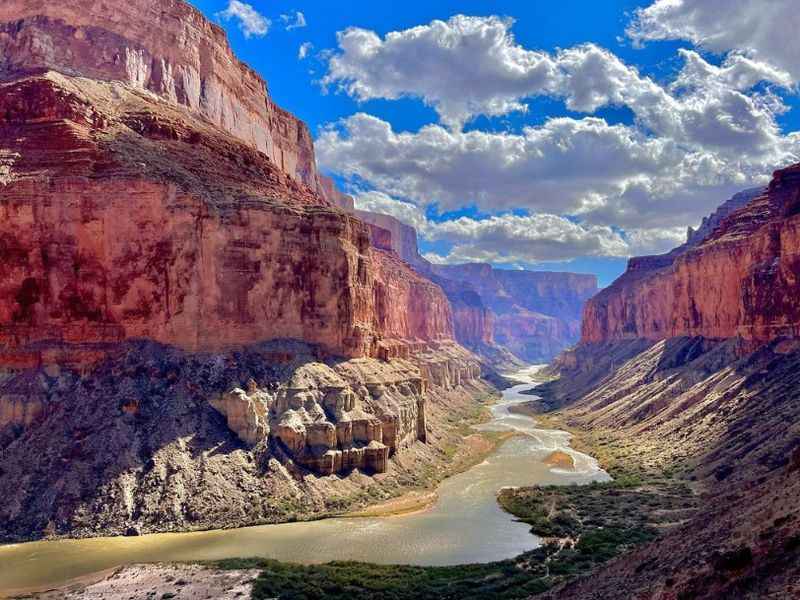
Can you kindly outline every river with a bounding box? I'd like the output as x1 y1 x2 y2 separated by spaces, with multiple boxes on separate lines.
0 366 609 596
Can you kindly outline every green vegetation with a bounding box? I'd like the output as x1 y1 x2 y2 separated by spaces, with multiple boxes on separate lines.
215 554 553 600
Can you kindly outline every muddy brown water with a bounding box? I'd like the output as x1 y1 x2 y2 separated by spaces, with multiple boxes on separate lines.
0 366 609 596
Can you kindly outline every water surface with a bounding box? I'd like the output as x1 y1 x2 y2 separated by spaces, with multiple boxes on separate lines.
0 366 608 595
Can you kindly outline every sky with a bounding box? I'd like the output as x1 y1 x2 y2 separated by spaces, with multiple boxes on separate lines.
191 0 800 286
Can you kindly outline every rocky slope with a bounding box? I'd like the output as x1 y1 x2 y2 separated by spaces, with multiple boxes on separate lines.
537 171 800 599
0 339 489 541
0 0 492 539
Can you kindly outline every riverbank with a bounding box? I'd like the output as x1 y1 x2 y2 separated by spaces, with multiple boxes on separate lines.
4 367 605 596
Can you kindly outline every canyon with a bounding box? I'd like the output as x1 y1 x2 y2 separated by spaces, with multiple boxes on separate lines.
4 0 798 598
355 209 598 363
0 0 497 541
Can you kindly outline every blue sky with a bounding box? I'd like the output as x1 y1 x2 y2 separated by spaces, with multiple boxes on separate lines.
190 1 800 286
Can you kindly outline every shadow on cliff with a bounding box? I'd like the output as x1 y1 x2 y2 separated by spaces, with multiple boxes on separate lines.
0 339 312 543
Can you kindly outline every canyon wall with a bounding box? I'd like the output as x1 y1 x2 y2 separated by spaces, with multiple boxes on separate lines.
582 167 800 347
0 0 486 504
0 0 336 198
433 264 598 362
0 73 457 365
355 210 496 352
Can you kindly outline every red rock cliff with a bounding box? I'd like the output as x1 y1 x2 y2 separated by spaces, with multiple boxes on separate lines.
0 5 457 364
0 0 332 198
582 165 800 346
355 210 495 350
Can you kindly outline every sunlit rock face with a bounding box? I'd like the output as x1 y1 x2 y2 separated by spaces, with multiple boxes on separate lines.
0 68 457 365
582 166 800 347
0 0 327 195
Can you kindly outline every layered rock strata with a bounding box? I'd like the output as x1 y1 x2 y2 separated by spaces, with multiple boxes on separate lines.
583 167 800 346
0 69 461 364
210 358 427 475
432 264 597 362
0 340 488 541
0 0 474 494
0 0 330 195
355 209 595 362
538 174 800 599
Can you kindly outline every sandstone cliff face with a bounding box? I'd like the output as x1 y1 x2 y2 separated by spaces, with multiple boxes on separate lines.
0 0 329 195
0 0 479 497
0 69 461 364
355 210 497 353
539 174 800 600
355 210 422 267
582 166 800 346
0 72 373 360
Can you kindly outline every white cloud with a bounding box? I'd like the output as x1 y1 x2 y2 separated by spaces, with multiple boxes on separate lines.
217 0 270 39
354 191 430 233
281 10 307 31
322 15 559 129
628 0 800 82
317 111 798 232
318 11 800 266
354 191 679 263
298 42 314 60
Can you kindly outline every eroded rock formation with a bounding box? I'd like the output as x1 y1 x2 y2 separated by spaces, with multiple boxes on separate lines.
0 0 327 194
0 340 490 541
582 167 800 347
210 357 430 475
539 173 800 599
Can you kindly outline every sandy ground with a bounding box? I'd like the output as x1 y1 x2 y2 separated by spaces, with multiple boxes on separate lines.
30 564 259 600
543 450 575 470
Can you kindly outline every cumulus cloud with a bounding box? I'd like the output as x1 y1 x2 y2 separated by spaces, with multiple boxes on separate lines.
354 191 430 233
281 10 307 31
217 0 270 38
628 0 800 82
298 42 314 60
318 11 800 266
322 15 559 129
354 192 679 264
318 111 798 231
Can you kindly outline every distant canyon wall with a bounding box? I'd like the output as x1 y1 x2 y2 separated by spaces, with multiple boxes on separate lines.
354 210 598 362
